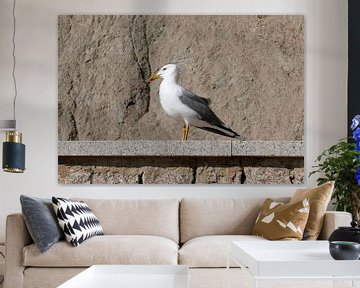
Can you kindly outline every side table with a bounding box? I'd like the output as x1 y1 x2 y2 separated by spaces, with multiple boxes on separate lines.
227 240 360 288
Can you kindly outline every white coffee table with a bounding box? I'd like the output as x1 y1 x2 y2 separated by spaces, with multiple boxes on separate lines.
228 241 360 288
58 265 189 288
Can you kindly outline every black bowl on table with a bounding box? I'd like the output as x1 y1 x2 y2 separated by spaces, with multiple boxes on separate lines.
329 241 360 260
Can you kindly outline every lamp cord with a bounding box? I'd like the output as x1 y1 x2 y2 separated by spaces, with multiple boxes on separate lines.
11 0 18 128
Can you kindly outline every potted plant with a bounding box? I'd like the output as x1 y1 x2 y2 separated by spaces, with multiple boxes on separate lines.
310 115 360 222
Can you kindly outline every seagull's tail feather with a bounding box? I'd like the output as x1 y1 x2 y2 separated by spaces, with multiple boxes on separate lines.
197 124 246 140
234 134 246 141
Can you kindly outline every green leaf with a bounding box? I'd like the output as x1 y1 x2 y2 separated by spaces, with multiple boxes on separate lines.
309 138 360 215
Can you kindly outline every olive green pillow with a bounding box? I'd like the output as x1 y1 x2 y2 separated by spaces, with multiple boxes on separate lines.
290 181 334 240
252 198 310 240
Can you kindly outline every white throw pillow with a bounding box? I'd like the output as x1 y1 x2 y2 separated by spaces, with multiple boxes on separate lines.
52 197 103 247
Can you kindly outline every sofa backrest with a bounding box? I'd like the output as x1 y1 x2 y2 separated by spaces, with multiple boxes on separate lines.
180 198 289 243
73 198 180 243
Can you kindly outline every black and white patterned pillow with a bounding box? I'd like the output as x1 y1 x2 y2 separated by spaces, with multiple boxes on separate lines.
52 197 104 247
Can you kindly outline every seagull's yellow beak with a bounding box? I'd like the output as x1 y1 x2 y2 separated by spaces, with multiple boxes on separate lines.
148 73 160 82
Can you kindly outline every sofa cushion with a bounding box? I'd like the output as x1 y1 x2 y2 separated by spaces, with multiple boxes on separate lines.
52 197 104 247
290 181 334 240
180 198 289 243
179 235 267 268
24 268 86 288
72 199 179 243
252 198 310 240
23 235 178 267
20 195 64 253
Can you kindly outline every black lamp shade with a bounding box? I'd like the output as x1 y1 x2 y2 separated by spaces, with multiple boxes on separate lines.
2 141 25 173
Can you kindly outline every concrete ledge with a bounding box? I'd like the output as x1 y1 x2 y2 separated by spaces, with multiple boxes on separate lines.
58 141 303 157
231 141 303 157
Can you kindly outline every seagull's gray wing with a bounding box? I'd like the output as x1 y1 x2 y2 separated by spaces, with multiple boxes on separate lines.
179 89 243 139
179 90 224 125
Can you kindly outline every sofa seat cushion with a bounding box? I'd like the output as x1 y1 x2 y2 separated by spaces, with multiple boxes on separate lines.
179 235 267 268
23 235 178 267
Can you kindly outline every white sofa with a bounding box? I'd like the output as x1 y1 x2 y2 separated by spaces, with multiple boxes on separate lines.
4 198 352 288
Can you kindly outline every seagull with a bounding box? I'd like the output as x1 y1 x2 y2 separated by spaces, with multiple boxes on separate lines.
148 64 245 141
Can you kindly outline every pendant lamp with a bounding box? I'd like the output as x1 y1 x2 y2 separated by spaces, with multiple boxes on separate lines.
1 0 25 173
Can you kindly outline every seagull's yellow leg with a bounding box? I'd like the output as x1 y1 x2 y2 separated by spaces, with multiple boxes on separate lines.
181 124 190 141
185 125 190 141
182 126 187 141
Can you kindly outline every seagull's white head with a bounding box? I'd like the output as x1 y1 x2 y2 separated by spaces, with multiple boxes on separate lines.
148 64 179 82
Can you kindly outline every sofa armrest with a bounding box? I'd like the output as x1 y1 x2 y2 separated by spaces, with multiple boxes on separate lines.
4 213 32 288
318 211 352 240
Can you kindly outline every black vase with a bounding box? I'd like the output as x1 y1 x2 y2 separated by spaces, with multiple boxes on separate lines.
329 241 360 260
328 221 360 244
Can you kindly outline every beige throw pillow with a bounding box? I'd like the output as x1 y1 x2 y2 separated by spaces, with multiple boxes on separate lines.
289 181 334 240
252 198 310 240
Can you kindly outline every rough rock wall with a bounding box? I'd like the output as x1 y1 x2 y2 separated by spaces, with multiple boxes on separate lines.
58 15 304 141
58 156 304 184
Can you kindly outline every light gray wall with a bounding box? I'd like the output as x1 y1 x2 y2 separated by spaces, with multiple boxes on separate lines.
0 0 347 242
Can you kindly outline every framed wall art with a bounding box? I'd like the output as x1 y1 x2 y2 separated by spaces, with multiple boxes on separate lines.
58 15 304 184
